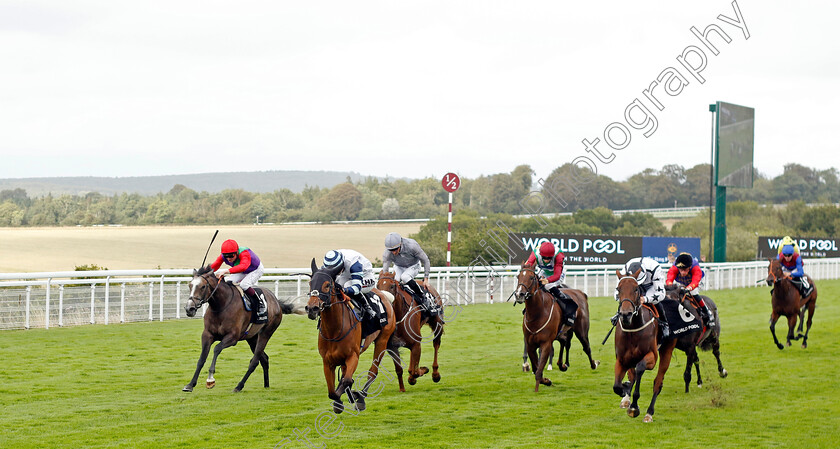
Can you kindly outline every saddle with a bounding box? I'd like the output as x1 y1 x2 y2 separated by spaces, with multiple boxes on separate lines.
348 290 388 340
233 284 268 324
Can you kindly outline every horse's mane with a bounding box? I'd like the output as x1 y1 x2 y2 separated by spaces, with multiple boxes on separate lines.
196 265 214 276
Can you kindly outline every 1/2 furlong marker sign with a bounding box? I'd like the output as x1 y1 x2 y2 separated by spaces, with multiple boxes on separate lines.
441 173 460 266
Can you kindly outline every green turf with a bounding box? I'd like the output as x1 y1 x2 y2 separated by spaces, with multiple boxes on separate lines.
1 281 837 448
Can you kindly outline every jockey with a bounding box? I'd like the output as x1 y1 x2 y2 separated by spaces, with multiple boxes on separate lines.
382 232 439 316
777 237 812 298
666 252 715 328
526 241 577 333
323 249 378 320
210 239 267 322
616 256 669 338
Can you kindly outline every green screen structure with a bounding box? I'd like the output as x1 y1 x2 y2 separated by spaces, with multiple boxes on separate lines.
715 101 755 187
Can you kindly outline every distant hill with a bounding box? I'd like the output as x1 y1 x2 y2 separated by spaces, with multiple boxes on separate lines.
0 170 400 197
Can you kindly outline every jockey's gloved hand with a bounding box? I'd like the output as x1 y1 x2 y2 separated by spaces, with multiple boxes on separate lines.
214 268 229 278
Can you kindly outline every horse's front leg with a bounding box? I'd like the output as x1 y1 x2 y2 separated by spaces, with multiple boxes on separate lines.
324 362 344 414
613 361 630 409
533 340 553 392
206 334 239 389
430 318 443 382
769 312 784 350
645 341 676 422
683 346 698 393
628 356 651 419
785 314 798 346
183 331 214 392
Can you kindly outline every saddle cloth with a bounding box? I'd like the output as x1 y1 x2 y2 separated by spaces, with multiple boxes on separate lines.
661 299 702 337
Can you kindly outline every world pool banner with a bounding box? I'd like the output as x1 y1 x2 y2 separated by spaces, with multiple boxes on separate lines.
757 236 840 259
508 234 701 265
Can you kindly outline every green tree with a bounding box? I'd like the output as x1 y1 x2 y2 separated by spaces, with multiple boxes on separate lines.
318 183 363 221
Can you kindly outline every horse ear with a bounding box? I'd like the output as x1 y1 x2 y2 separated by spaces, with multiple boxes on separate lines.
311 258 318 275
193 268 197 276
632 268 642 279
614 269 622 278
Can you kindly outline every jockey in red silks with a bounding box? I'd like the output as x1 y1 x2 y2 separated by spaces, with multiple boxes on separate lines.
666 252 714 327
526 241 577 333
210 239 266 322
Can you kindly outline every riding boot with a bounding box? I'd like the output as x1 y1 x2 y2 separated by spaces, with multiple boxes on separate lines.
699 303 715 328
548 287 576 327
360 293 377 319
245 287 267 323
654 302 670 338
406 279 432 313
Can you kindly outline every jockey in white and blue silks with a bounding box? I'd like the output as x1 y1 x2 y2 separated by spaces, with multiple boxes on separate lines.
323 249 377 318
382 232 438 314
615 256 670 337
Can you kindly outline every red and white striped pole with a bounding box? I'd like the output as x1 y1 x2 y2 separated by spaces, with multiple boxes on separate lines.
441 173 460 268
447 192 453 267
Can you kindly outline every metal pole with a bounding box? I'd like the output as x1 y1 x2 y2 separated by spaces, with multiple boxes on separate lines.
159 275 165 322
120 283 126 323
58 286 64 327
176 281 181 319
708 103 716 263
90 285 96 324
25 286 31 329
148 282 154 321
45 278 51 330
105 276 110 325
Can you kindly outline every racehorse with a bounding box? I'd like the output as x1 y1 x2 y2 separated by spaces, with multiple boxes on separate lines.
664 285 727 392
182 266 300 392
514 262 598 392
376 271 445 391
612 269 678 422
306 259 397 413
766 258 818 349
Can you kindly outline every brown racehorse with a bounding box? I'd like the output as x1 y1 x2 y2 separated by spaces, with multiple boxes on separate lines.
612 269 677 422
664 285 726 393
183 266 300 392
306 260 397 414
514 262 598 392
766 258 817 349
376 271 445 391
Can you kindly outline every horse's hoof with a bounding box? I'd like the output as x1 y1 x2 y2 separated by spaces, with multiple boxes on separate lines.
333 401 344 414
802 343 808 349
419 367 429 376
432 373 441 383
697 382 703 388
206 381 215 389
776 343 784 350
628 407 640 418
354 396 366 412
399 387 406 393
559 364 568 372
620 396 630 409
643 414 653 423
720 369 728 378
593 360 601 369
233 386 242 393
522 363 531 372
546 364 553 371
540 378 552 386
182 385 194 392
408 376 417 386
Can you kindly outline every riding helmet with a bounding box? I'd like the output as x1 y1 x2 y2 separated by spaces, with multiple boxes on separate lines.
539 241 556 258
221 239 239 254
323 250 344 269
385 232 402 250
781 245 795 256
675 253 693 269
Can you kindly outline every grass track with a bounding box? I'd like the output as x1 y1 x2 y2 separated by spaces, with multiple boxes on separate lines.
0 282 838 448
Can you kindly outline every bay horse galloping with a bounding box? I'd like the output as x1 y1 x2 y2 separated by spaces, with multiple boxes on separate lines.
612 269 677 422
376 271 445 391
514 262 598 392
306 260 396 414
766 258 818 349
664 285 727 393
183 266 300 392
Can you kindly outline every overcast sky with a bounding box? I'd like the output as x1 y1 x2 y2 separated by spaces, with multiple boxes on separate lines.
1 1 837 185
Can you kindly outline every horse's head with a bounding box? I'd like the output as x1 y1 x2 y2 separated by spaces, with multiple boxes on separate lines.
376 271 398 295
185 266 219 317
305 258 341 320
766 258 785 286
614 268 643 326
514 262 540 304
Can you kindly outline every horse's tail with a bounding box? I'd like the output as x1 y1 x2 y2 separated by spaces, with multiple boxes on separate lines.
277 296 307 316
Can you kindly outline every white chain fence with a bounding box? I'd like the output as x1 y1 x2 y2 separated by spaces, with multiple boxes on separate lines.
2 259 839 330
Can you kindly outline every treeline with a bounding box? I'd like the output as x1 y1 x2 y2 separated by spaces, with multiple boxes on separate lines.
0 163 837 227
413 201 840 265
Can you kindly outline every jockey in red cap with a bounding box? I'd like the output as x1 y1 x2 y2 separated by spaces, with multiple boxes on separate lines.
526 241 577 333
